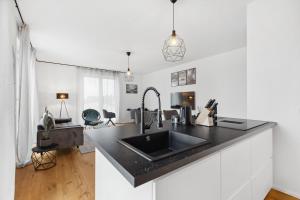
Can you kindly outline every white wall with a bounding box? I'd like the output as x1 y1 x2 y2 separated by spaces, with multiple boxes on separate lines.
247 0 300 197
36 62 78 120
119 75 142 123
141 48 247 118
36 48 246 123
36 62 142 123
0 0 17 199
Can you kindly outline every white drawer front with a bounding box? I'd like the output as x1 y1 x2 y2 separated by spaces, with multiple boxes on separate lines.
221 140 251 200
252 159 273 200
251 129 273 176
155 153 221 200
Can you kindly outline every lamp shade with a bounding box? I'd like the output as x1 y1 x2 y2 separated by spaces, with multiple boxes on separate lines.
162 32 186 62
56 93 69 100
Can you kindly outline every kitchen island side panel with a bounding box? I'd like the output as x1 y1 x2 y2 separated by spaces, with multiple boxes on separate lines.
95 149 154 200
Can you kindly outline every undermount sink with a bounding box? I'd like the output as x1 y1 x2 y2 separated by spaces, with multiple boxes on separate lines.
119 131 209 161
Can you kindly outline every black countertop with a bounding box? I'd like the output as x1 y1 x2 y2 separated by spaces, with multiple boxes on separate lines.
88 117 276 187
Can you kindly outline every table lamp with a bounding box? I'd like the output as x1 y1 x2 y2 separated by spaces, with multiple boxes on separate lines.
56 93 69 118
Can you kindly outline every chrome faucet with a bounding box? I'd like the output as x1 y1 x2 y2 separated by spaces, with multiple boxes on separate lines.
141 87 163 134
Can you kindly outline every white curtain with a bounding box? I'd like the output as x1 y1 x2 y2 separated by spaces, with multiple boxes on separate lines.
15 25 39 167
77 67 121 124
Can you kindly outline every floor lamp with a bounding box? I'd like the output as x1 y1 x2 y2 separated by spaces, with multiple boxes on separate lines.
56 93 69 118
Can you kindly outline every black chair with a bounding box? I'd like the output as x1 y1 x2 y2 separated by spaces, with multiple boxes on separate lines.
163 110 179 120
102 109 116 126
82 109 103 128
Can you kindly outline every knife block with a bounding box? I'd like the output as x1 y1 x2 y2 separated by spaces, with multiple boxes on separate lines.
195 108 214 127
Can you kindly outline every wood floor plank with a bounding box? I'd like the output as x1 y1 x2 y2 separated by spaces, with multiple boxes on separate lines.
16 148 297 200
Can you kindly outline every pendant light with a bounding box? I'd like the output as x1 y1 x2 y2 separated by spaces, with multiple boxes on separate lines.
125 51 134 82
162 0 186 62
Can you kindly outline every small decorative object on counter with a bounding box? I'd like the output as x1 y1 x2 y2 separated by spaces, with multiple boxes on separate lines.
195 99 218 126
171 115 180 124
180 106 192 125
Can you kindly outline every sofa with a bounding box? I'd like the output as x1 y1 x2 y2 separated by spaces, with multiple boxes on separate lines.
37 123 83 149
37 110 83 149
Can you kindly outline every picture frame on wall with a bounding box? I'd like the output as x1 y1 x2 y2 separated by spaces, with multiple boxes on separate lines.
178 70 187 86
171 72 179 87
187 68 196 85
126 84 138 94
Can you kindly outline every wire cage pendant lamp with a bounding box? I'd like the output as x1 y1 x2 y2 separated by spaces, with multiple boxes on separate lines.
125 51 134 82
162 0 186 62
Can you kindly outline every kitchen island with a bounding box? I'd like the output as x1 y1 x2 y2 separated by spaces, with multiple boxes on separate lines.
89 118 276 200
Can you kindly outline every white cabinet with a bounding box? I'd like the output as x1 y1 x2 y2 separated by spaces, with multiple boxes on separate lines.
155 153 221 200
221 140 251 200
251 129 273 200
95 128 273 200
252 160 273 200
96 150 154 200
251 129 273 175
154 128 272 200
221 128 273 200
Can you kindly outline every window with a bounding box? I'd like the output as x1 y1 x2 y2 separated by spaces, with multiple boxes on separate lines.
102 78 116 113
103 79 114 96
82 76 118 119
83 77 100 110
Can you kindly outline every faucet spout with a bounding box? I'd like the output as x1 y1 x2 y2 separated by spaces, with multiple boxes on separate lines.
141 87 163 134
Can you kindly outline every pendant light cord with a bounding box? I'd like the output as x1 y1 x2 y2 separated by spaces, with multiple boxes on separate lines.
172 3 175 31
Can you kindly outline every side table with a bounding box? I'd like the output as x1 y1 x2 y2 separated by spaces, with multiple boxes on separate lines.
31 144 58 170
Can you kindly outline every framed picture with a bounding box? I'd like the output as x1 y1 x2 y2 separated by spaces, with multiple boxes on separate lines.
187 68 196 85
178 70 187 86
171 72 179 87
126 84 138 94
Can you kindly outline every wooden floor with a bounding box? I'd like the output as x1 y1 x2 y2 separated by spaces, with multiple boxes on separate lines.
15 148 298 200
15 149 94 200
265 189 299 200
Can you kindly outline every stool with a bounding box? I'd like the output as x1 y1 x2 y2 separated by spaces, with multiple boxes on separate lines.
31 144 58 170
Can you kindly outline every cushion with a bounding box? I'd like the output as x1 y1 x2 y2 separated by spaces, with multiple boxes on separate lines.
39 109 56 131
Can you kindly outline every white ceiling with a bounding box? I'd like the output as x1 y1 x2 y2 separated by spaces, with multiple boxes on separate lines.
19 0 252 74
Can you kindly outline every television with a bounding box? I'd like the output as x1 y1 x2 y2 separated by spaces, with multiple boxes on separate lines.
171 91 195 110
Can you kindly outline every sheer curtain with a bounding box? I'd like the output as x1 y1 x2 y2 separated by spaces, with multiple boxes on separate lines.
77 67 121 124
15 25 39 167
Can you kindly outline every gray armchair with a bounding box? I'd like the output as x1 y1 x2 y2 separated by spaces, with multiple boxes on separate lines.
103 109 116 126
